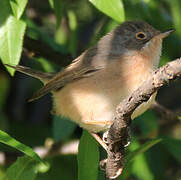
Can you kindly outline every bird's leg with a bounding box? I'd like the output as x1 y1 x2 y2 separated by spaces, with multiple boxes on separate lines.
84 119 112 150
84 120 112 125
102 130 109 143
90 133 108 151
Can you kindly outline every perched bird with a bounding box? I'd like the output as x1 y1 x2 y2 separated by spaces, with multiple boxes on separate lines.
5 21 174 149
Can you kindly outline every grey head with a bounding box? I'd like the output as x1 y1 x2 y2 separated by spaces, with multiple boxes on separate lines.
74 21 174 69
79 21 160 66
111 21 161 51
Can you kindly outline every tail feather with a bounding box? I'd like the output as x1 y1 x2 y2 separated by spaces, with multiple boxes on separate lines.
5 64 54 83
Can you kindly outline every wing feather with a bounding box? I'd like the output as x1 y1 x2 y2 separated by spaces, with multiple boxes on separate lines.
28 53 103 102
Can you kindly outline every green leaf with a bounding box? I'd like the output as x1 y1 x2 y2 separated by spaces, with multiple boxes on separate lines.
121 139 162 180
49 0 64 28
162 138 181 163
10 0 28 19
89 0 125 23
170 0 181 36
0 168 5 180
67 10 78 56
0 0 26 75
0 129 48 169
130 141 154 180
104 20 120 33
67 10 77 31
37 57 55 73
26 18 67 53
52 115 76 142
134 110 158 138
178 116 181 121
126 138 162 162
78 130 99 180
6 156 38 180
36 155 77 180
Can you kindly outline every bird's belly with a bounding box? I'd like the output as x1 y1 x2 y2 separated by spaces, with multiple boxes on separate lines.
53 60 156 133
53 81 123 132
53 76 156 133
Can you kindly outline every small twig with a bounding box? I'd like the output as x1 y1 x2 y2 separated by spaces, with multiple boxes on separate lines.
150 101 181 127
105 58 181 179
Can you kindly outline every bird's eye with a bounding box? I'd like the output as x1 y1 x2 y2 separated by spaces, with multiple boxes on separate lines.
136 32 147 40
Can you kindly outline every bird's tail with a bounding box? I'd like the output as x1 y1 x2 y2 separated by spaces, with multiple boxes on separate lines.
5 64 54 83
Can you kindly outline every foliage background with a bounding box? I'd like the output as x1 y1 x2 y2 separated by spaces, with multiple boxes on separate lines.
0 0 181 179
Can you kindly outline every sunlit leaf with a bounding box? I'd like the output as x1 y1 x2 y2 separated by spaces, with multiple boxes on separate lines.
68 10 77 31
104 20 119 33
10 0 28 19
6 156 38 180
0 129 48 171
178 116 181 121
37 57 55 73
67 10 78 56
89 0 125 23
0 0 26 75
55 26 68 46
78 130 99 180
170 0 181 36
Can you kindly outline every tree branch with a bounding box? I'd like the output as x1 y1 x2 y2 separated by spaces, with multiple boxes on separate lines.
105 58 181 179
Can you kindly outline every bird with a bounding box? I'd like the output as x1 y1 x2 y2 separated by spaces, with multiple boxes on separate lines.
5 20 174 150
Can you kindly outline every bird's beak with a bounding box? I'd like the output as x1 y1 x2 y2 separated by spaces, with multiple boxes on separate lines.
157 29 175 39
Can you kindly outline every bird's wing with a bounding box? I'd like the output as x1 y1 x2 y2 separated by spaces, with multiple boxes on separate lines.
29 49 104 102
